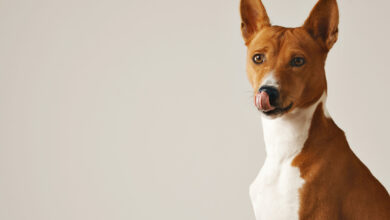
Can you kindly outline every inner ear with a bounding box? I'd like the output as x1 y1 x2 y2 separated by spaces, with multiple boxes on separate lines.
303 0 339 51
240 0 270 45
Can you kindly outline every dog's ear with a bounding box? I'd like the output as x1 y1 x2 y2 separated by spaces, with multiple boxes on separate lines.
303 0 339 51
240 0 270 45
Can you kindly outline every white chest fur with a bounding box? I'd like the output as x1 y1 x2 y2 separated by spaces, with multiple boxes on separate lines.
250 95 326 220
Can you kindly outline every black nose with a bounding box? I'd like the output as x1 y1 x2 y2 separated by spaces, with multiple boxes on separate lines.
259 86 279 106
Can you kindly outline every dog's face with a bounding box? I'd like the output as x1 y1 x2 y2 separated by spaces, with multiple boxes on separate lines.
241 0 339 117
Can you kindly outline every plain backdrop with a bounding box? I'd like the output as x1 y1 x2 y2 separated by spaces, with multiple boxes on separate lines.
0 0 389 219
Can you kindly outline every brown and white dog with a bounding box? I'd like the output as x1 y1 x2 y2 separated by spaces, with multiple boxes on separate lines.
240 0 390 219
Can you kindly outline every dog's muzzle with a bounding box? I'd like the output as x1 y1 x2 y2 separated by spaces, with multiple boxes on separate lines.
255 86 279 112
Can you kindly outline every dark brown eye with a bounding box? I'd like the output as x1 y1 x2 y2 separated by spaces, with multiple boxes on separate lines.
252 54 265 64
291 57 305 67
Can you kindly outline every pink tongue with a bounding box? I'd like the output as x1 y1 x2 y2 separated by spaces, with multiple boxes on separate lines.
255 91 275 112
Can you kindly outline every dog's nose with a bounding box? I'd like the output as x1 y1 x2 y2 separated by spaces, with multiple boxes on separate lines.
259 86 279 106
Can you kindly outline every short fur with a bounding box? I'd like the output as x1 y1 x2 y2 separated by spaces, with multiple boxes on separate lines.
240 0 390 219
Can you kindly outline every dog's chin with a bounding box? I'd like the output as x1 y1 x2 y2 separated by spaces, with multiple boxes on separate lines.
260 102 293 118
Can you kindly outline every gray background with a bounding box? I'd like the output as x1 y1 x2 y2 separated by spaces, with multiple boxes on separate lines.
0 0 389 219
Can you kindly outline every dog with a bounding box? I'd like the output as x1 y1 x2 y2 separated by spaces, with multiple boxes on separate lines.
239 0 390 219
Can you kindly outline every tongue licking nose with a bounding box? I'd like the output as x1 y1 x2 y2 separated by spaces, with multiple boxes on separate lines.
255 91 276 112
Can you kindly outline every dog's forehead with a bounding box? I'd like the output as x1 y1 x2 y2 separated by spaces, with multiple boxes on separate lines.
248 27 316 54
248 26 285 50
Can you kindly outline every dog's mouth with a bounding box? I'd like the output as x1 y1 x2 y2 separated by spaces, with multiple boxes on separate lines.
255 91 293 116
261 102 293 116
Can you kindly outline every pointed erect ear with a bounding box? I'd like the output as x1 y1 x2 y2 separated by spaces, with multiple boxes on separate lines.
303 0 339 51
240 0 270 44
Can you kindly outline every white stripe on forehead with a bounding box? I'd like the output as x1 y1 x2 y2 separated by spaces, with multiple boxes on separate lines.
260 71 278 88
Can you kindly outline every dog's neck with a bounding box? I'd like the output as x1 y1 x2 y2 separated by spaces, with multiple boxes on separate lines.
261 93 328 161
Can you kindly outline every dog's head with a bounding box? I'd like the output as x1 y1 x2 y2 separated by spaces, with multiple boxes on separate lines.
241 0 338 117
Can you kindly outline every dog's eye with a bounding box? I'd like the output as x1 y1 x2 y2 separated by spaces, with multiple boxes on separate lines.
290 57 305 67
253 54 265 64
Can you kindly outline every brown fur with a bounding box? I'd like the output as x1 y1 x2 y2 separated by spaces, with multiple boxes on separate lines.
293 103 390 219
240 0 390 218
